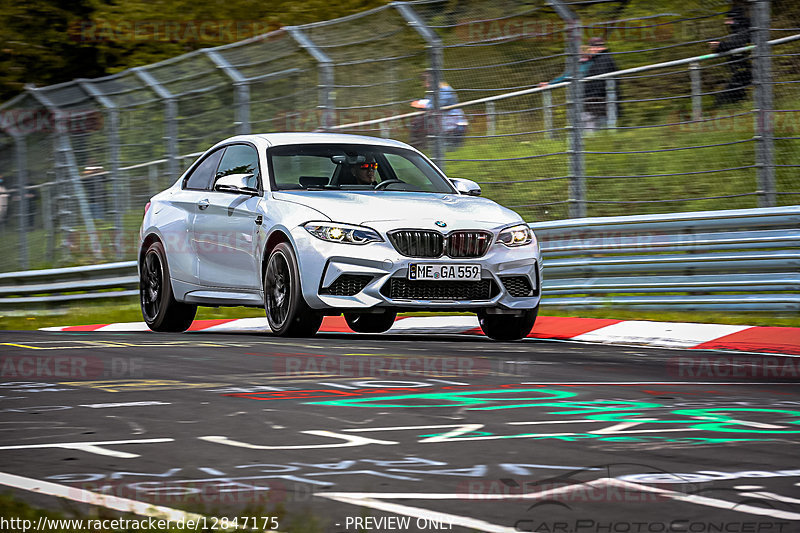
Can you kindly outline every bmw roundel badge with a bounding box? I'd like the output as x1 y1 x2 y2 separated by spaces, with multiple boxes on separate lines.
435 220 447 228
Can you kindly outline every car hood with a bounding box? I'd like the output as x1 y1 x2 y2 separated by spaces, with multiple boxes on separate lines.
272 190 523 230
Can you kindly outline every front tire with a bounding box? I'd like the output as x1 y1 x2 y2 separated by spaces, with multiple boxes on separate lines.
477 307 538 341
140 241 197 332
264 242 322 337
344 310 397 333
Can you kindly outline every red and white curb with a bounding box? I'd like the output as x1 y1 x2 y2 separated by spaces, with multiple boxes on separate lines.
41 315 800 355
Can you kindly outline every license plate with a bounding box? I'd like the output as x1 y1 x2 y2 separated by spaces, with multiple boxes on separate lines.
408 263 481 281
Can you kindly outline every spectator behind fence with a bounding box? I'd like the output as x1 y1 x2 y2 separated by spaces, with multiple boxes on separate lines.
0 176 8 225
709 6 752 106
540 45 592 87
539 37 620 133
409 72 468 151
583 37 620 132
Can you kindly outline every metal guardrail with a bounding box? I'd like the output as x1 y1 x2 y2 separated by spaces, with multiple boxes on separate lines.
0 206 798 312
0 261 137 305
532 205 800 311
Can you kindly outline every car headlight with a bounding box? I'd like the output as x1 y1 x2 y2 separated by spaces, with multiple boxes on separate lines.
497 223 536 247
304 221 383 245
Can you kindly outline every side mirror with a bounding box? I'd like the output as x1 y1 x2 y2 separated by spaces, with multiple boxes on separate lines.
214 174 259 195
449 178 481 196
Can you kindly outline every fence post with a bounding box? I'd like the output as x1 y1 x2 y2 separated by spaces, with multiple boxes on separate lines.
0 111 30 269
486 101 496 137
12 132 29 269
753 0 775 207
79 80 125 258
203 49 251 135
27 86 103 261
133 68 179 182
550 0 584 218
148 163 159 196
42 174 55 264
543 89 554 139
606 78 617 130
394 2 445 171
51 135 73 265
689 61 702 121
287 27 335 131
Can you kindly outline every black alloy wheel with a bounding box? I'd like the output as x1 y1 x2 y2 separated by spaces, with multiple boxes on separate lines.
140 240 197 332
264 242 323 337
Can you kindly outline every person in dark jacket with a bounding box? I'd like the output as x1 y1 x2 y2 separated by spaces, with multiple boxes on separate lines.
538 38 620 133
710 7 752 106
582 37 620 132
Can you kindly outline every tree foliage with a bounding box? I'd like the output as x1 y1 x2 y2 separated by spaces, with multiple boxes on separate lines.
0 0 389 103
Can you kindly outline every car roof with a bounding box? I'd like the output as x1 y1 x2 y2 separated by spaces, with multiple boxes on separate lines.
212 132 413 150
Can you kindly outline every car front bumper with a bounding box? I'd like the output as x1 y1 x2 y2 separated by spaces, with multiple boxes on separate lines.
291 225 542 312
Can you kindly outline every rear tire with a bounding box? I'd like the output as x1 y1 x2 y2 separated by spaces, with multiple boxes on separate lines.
140 241 197 332
477 306 537 341
344 310 397 333
264 242 322 337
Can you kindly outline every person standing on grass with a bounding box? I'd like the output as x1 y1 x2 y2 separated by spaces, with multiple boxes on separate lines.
539 37 620 133
709 6 752 106
581 37 620 133
409 71 468 151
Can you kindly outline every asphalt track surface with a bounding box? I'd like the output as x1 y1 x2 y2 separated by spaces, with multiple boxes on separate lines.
1 328 799 532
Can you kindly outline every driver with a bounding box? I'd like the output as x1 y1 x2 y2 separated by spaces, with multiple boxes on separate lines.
349 156 378 186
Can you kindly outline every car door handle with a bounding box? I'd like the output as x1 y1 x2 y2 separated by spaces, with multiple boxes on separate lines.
197 199 210 210
254 215 263 225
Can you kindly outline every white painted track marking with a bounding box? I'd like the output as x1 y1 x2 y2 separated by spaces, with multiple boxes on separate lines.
320 477 800 526
321 477 613 501
79 401 171 409
199 431 397 450
97 322 152 332
384 315 479 333
0 471 286 532
573 321 751 348
0 471 204 521
607 478 800 520
0 438 174 458
202 317 270 332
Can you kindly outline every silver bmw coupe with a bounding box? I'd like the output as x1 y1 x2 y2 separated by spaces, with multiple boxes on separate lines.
138 133 542 340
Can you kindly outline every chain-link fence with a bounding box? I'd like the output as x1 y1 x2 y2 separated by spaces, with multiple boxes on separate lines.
0 0 797 272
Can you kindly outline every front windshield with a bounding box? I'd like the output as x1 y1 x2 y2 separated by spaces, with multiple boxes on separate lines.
267 143 456 193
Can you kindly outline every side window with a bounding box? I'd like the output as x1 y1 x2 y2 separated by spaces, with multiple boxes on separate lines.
184 149 224 191
215 144 260 190
271 154 336 189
